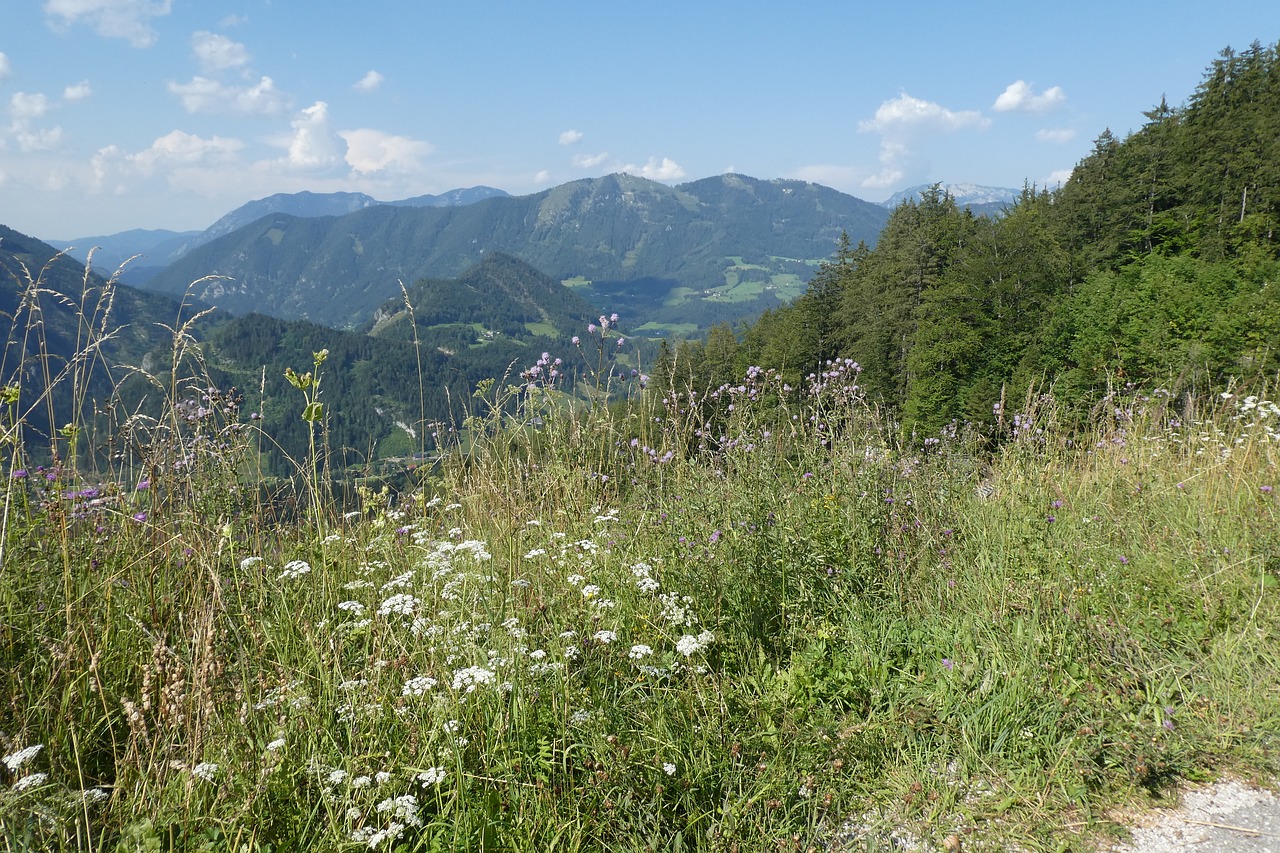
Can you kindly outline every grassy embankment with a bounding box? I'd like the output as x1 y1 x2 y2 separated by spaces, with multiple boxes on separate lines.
1 268 1277 851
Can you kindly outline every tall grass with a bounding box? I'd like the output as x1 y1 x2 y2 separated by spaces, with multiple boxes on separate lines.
1 267 1277 851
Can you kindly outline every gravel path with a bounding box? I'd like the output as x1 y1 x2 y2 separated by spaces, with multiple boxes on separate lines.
1107 780 1280 852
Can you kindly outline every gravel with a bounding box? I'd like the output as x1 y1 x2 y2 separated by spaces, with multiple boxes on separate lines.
1107 779 1280 853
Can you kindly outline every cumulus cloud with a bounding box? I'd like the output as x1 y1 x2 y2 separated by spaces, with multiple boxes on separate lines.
534 169 552 184
993 81 1066 114
10 92 53 121
859 93 990 134
63 80 92 101
571 151 609 169
91 129 243 189
558 129 583 146
618 156 686 181
192 31 250 73
168 75 288 116
339 127 431 174
857 92 990 191
278 101 344 171
353 70 384 93
0 53 11 82
43 0 174 48
1035 127 1076 144
14 126 65 152
6 92 65 151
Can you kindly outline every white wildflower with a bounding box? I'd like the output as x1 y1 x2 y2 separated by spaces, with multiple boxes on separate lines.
523 548 546 559
593 630 617 644
676 630 715 657
238 556 264 570
402 675 438 696
337 600 366 616
628 644 653 660
581 584 600 599
191 762 219 782
266 738 286 752
375 771 392 785
14 772 48 791
451 665 496 693
417 766 447 787
277 559 311 580
663 762 676 776
377 593 420 617
3 745 42 772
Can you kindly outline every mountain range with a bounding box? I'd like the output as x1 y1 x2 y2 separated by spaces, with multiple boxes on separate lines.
133 173 890 331
881 183 1022 217
47 186 509 283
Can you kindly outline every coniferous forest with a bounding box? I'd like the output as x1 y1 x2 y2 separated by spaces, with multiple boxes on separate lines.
687 42 1280 438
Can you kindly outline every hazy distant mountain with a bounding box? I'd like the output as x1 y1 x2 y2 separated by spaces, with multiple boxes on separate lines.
387 187 509 208
882 183 1021 217
46 228 202 279
141 173 889 330
50 186 512 280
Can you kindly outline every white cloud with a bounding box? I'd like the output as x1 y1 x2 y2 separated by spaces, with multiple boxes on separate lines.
534 169 552 184
219 13 247 27
278 102 344 171
860 140 908 190
859 93 990 134
1035 127 1076 144
993 81 1066 114
558 129 583 146
857 93 990 191
43 0 174 48
0 53 11 82
92 129 244 189
10 92 53 121
63 80 92 101
353 70 384 93
168 75 289 116
192 31 250 73
620 156 686 181
571 151 609 169
14 125 65 152
339 127 431 174
1047 168 1074 186
6 92 65 152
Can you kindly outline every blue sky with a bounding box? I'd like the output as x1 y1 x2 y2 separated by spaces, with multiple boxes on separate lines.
2 1 1277 240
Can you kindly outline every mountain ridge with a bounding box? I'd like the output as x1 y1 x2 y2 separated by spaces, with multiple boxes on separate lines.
139 173 889 330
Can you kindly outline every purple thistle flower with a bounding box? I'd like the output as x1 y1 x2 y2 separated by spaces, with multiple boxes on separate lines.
942 659 954 671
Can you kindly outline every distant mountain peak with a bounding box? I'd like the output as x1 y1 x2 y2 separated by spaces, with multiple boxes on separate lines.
881 183 1021 209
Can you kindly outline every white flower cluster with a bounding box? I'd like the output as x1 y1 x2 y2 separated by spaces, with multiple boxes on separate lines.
659 592 699 627
2 744 42 772
377 593 420 617
191 761 219 782
278 559 312 580
628 644 654 660
416 766 447 787
632 562 660 593
402 675 438 696
350 793 423 848
675 630 715 657
450 665 496 693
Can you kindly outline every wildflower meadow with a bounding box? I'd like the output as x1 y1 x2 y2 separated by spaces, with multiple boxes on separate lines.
1 269 1278 851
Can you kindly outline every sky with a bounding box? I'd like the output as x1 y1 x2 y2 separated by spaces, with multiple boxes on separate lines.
1 1 1277 240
